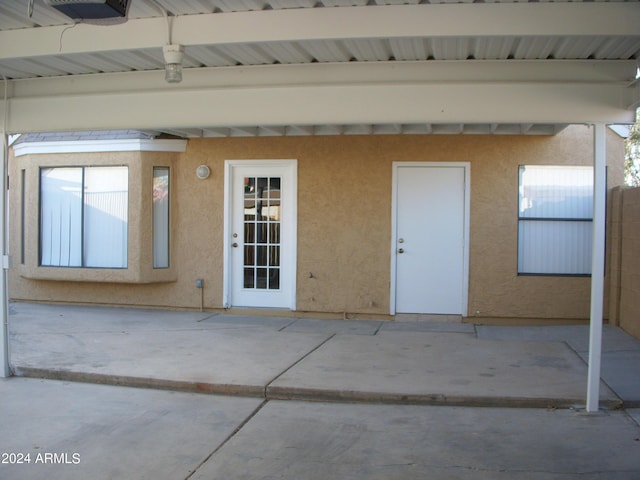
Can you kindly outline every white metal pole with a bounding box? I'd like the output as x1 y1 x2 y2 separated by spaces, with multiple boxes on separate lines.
0 138 8 378
0 95 9 378
586 123 607 412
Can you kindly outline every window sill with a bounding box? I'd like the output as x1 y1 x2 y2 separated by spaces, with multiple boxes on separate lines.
19 265 177 284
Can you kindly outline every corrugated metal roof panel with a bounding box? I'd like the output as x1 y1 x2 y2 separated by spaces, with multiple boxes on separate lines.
1 34 638 80
342 39 392 62
301 41 352 63
260 42 315 64
186 45 237 67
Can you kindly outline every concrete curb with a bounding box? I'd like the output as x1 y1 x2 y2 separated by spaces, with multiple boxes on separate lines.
266 385 624 409
13 365 625 410
12 366 266 398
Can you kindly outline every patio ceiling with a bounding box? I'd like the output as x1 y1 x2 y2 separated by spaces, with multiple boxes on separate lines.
0 0 639 137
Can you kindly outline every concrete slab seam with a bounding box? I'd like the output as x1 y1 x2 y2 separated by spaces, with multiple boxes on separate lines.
196 313 221 322
626 410 640 428
372 322 384 336
277 317 302 332
183 398 269 480
561 338 627 408
263 333 336 398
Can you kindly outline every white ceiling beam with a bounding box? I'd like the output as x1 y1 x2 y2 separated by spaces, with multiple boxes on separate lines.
2 60 636 134
4 79 634 134
1 3 638 61
8 60 637 97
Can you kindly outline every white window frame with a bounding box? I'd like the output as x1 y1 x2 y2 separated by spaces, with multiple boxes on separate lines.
152 166 171 269
39 165 129 269
517 165 594 276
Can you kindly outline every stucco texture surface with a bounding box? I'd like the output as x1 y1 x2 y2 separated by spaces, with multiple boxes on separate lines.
9 126 626 321
618 187 640 338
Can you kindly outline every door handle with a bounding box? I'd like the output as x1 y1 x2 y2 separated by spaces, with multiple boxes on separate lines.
232 243 238 248
397 248 404 254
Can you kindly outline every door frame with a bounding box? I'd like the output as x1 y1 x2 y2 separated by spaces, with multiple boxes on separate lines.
223 159 298 310
390 162 470 316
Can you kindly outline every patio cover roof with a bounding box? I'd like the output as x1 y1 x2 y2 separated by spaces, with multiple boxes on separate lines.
0 0 639 413
0 0 638 136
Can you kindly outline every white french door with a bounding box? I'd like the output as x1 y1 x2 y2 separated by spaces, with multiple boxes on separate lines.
224 160 297 309
391 163 469 315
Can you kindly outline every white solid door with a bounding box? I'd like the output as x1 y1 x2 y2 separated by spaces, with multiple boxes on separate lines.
393 164 467 315
226 161 297 309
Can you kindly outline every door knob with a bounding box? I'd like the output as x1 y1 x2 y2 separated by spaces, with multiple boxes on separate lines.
232 243 238 248
397 248 404 254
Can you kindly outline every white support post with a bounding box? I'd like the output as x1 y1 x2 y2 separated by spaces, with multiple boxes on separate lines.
0 130 9 378
586 123 607 412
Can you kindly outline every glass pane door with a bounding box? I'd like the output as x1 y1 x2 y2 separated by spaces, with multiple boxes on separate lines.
227 160 296 310
243 176 281 290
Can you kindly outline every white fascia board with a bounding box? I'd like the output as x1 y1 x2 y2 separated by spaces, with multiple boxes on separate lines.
1 3 639 60
12 139 187 157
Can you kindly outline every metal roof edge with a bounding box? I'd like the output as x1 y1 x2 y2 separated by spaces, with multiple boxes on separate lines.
12 138 187 157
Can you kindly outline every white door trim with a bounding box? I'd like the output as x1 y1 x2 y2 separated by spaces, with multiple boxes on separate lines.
390 162 470 316
223 159 297 310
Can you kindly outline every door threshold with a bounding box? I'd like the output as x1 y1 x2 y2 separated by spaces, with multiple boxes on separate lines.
395 314 462 323
225 307 297 318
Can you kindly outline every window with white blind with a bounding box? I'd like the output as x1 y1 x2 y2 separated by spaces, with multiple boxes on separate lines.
40 166 128 268
518 166 593 275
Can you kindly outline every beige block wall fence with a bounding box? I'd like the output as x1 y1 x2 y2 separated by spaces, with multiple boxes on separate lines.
609 186 640 339
8 125 629 325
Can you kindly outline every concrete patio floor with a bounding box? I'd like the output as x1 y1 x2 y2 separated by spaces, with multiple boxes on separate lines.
7 302 639 408
2 302 640 479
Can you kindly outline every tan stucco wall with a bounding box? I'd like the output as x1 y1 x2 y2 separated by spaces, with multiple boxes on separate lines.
610 187 640 339
8 125 626 321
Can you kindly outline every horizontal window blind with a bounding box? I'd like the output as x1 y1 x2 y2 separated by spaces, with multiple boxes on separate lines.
518 166 593 275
